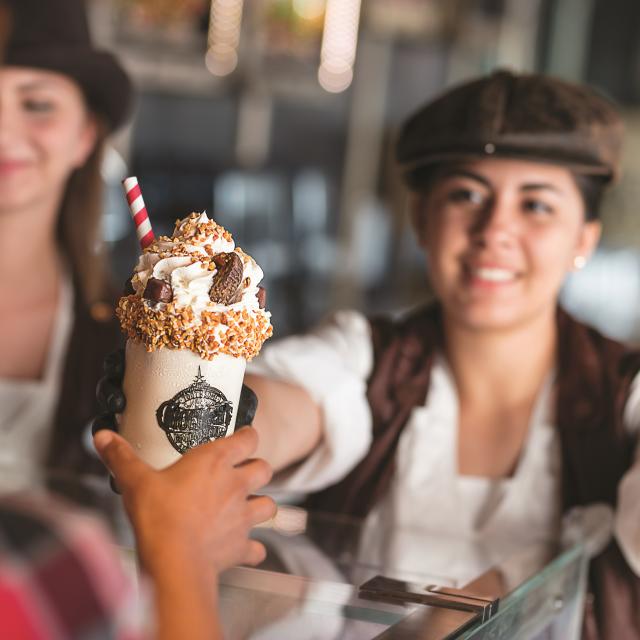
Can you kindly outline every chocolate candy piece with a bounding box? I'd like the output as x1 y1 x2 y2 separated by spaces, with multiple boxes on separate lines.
210 252 244 304
257 286 266 309
123 276 135 296
143 277 173 303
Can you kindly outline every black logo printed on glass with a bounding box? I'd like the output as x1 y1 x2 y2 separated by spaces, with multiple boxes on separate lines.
156 368 233 454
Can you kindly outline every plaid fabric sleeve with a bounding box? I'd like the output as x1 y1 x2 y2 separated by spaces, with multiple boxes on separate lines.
0 493 148 640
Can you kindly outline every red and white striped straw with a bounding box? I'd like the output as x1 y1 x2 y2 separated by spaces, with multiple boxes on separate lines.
123 176 155 249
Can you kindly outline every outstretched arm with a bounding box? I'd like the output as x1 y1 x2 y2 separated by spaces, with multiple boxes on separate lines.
244 373 323 472
94 427 275 640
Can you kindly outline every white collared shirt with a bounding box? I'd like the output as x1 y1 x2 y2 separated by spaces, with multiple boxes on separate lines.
249 310 640 584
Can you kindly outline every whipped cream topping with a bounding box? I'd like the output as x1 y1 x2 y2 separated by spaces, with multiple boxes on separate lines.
118 212 273 360
153 212 235 257
129 212 267 321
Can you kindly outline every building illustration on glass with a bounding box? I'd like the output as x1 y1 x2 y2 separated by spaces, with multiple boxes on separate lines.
156 367 233 454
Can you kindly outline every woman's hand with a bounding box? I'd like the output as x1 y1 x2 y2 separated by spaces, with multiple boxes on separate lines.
94 426 275 640
94 427 275 577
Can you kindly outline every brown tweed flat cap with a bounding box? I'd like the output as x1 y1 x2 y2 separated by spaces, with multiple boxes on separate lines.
397 70 624 188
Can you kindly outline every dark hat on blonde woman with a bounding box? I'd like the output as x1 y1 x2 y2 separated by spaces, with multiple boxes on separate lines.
397 70 624 188
1 0 133 130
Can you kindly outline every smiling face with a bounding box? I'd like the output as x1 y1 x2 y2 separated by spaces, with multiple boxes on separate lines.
412 158 602 332
0 67 97 217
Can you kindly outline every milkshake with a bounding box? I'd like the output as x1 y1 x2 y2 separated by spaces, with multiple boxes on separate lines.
116 211 272 468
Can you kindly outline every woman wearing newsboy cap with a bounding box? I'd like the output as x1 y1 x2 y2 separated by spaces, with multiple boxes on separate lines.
244 70 640 638
0 0 133 490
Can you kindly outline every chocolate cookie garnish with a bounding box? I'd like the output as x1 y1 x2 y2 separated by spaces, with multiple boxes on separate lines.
143 277 173 303
210 252 244 304
257 286 266 309
123 276 135 296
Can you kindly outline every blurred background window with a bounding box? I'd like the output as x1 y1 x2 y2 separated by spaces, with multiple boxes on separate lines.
92 0 640 343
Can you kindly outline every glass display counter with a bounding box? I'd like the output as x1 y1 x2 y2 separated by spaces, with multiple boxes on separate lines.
216 509 589 639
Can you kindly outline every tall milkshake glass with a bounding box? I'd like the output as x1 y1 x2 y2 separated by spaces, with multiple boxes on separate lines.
116 180 272 469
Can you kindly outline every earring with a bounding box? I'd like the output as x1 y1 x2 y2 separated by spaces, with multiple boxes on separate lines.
573 255 587 270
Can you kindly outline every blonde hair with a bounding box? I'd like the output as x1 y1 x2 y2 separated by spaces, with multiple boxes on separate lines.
57 118 110 306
